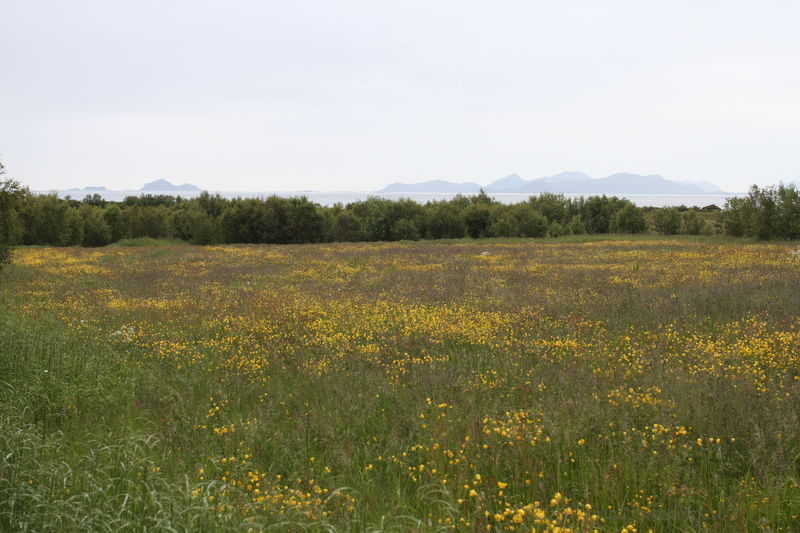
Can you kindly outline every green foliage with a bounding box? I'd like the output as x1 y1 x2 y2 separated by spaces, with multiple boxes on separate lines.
1 165 28 268
63 208 84 245
345 194 441 241
391 218 420 241
286 197 326 243
651 207 681 234
509 204 548 237
21 193 70 245
548 221 568 237
103 204 128 242
171 205 221 244
258 196 291 243
82 193 106 207
329 210 363 242
489 205 547 238
567 214 587 235
7 180 797 247
610 204 646 233
123 206 170 239
723 197 751 237
528 192 577 225
79 205 112 246
219 198 283 243
581 195 633 233
424 202 466 239
464 204 492 238
681 210 703 235
123 194 183 207
722 183 800 240
360 197 394 241
488 212 518 238
197 191 226 217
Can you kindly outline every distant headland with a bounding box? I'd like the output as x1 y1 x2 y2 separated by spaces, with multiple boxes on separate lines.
67 179 201 193
139 179 201 192
378 172 727 195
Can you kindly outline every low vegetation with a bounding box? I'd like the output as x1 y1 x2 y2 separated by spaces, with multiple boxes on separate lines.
1 237 799 531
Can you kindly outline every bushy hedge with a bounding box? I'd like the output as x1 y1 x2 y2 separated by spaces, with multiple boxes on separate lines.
2 182 798 250
5 190 650 247
722 184 800 240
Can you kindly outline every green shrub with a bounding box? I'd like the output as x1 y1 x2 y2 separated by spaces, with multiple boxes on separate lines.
464 204 492 238
651 207 681 234
391 218 420 241
489 205 548 238
610 204 646 233
1 163 27 267
80 205 113 247
568 214 587 235
681 210 703 235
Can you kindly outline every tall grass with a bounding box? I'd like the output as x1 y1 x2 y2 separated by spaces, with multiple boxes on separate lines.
1 236 799 531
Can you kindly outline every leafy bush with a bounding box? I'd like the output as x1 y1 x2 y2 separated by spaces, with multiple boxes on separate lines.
391 218 420 241
425 202 466 239
80 205 113 246
681 211 703 235
489 205 548 238
1 164 28 268
568 214 587 235
610 204 646 233
464 204 492 238
651 207 681 234
722 183 800 239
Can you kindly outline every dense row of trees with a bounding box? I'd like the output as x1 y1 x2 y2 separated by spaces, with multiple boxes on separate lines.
3 190 679 248
2 165 798 254
723 184 800 240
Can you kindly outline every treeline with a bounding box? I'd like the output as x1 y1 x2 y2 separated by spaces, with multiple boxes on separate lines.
2 181 799 250
722 184 800 240
2 190 667 247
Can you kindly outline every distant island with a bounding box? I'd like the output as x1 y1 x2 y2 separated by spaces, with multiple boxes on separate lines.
65 185 109 192
380 179 485 194
379 172 727 195
65 179 201 193
140 179 200 192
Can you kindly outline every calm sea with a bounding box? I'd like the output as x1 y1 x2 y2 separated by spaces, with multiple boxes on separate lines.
48 190 746 208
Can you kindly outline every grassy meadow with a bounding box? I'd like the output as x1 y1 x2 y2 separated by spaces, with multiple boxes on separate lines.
1 236 799 532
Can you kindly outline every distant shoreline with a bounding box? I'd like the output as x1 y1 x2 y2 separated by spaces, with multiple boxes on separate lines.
36 189 747 208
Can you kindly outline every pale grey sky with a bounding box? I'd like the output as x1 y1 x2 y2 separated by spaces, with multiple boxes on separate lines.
1 1 799 192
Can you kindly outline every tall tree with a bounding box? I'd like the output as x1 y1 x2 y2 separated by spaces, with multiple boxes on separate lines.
0 161 28 269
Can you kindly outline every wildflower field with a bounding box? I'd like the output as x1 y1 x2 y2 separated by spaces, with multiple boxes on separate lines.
1 236 799 532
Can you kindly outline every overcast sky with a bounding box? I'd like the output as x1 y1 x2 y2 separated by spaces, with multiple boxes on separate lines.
2 1 799 192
